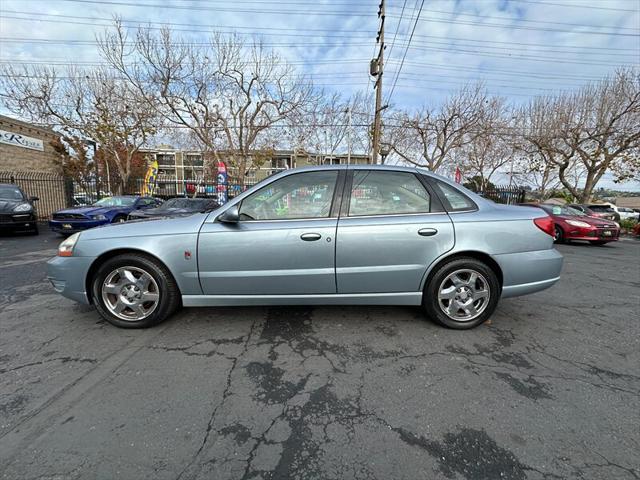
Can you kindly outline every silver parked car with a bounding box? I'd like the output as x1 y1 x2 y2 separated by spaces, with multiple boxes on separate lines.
47 165 563 329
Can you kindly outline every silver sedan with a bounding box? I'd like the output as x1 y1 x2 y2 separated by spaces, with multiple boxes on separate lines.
47 165 563 329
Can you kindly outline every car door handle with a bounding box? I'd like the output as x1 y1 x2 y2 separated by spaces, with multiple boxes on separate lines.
418 228 438 237
300 232 322 241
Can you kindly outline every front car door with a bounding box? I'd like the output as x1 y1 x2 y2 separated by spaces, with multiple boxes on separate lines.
198 169 343 295
335 169 455 294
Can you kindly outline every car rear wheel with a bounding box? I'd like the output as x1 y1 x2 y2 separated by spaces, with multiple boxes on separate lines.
422 257 500 329
91 253 180 328
554 225 565 243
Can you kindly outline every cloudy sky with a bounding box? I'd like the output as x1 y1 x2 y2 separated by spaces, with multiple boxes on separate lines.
1 0 638 189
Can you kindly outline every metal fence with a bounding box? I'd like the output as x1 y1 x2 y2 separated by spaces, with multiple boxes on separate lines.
471 185 527 205
1 171 258 220
0 171 70 220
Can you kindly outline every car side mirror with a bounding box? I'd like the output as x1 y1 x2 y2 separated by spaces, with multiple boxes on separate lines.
218 204 240 223
30 196 39 202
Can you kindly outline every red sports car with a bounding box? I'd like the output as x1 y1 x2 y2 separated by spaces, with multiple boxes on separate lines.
522 204 620 245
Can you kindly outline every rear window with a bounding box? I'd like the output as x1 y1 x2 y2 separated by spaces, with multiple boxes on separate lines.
433 180 476 212
587 205 611 212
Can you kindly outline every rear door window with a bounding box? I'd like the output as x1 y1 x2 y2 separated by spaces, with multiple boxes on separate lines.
432 181 476 212
347 171 431 216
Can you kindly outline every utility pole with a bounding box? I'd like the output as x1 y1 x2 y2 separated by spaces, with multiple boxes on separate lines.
371 0 385 164
346 106 352 165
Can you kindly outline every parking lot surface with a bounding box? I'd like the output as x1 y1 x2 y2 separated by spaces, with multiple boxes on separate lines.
1 228 639 480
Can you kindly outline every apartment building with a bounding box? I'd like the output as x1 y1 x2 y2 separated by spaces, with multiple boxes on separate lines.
141 147 370 186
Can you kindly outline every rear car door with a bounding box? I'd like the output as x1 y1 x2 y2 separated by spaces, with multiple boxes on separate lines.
335 169 454 294
198 169 343 295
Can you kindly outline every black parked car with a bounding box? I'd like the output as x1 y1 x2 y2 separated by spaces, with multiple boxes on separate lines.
0 183 39 234
127 197 220 220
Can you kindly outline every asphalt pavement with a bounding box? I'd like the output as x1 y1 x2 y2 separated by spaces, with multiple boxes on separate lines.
1 227 639 480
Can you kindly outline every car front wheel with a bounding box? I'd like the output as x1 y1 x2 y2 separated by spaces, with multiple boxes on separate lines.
91 253 180 328
423 257 500 329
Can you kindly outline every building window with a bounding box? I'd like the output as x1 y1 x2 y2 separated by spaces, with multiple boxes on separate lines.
184 154 203 167
323 157 342 165
271 158 291 169
156 153 176 167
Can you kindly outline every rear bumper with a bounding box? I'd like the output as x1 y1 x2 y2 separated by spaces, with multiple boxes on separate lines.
49 219 108 233
494 248 563 299
46 255 95 304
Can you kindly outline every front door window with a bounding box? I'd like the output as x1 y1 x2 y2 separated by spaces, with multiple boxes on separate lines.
239 171 338 220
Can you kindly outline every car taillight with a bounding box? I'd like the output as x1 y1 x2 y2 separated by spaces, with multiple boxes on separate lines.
533 216 555 237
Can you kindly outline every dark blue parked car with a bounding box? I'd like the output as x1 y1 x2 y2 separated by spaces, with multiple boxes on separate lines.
49 196 163 234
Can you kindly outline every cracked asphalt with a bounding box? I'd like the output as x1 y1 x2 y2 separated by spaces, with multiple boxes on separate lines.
1 228 639 480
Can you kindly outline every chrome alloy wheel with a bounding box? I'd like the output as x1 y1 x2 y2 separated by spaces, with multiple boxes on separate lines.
101 266 160 321
437 269 491 322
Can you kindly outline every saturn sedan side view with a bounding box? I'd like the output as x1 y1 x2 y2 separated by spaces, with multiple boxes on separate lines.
47 165 563 330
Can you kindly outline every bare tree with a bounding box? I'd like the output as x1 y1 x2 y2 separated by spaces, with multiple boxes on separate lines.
386 84 491 172
0 65 157 192
521 69 640 202
99 22 315 184
286 90 373 163
458 96 511 190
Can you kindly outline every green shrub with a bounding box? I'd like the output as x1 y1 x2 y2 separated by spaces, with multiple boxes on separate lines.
619 218 638 230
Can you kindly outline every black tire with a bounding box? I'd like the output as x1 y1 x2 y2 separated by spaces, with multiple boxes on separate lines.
422 257 501 330
112 214 127 224
554 225 565 244
29 224 39 235
91 253 180 328
589 240 608 246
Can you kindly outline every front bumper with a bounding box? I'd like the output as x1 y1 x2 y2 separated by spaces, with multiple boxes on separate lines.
494 248 563 299
49 218 109 233
565 227 619 242
46 255 95 304
0 212 38 230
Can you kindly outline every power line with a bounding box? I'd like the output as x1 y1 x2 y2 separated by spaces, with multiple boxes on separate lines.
385 0 408 65
385 0 425 106
478 0 639 13
385 6 640 31
19 0 639 36
411 15 639 37
3 30 636 60
4 11 637 52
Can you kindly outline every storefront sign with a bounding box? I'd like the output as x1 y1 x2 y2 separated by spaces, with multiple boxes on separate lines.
0 129 44 151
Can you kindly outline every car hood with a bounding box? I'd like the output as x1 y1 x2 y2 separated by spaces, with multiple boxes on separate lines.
559 215 617 227
0 199 27 212
78 212 210 240
54 206 130 216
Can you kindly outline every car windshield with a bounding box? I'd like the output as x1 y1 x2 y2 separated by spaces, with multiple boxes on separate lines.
541 204 585 216
0 186 24 200
93 196 137 207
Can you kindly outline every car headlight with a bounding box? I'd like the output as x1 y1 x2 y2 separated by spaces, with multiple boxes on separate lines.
91 214 107 220
58 232 81 257
566 220 591 228
13 203 32 212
